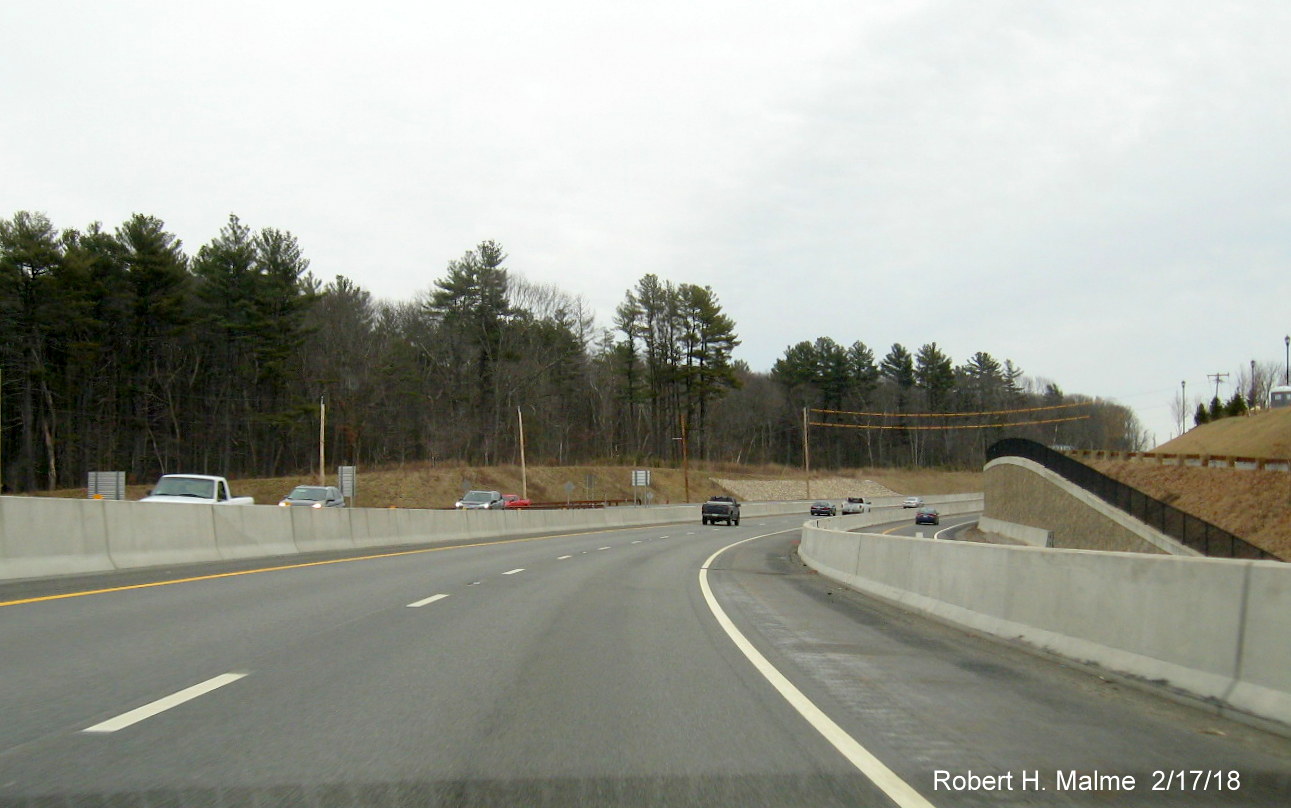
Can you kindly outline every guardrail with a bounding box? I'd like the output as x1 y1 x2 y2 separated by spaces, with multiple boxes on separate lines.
987 438 1279 561
1067 448 1291 473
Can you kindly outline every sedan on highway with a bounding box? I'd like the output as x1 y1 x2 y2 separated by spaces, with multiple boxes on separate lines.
914 506 940 525
810 501 837 517
902 496 924 509
278 485 345 508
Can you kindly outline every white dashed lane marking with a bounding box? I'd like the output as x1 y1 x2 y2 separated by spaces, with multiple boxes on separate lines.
83 673 248 734
407 593 450 608
502 568 525 575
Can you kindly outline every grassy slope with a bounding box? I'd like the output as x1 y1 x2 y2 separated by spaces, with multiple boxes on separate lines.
1080 406 1291 558
1152 406 1291 459
1085 461 1291 559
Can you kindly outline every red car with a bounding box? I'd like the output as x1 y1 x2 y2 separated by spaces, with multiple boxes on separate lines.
502 494 531 508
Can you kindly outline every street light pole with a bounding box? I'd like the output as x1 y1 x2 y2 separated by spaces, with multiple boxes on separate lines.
1285 335 1289 386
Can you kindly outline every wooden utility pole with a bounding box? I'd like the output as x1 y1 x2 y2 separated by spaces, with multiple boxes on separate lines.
803 407 811 500
518 406 527 500
681 411 689 504
319 395 326 485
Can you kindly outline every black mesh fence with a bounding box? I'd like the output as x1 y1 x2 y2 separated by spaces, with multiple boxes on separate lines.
986 438 1280 561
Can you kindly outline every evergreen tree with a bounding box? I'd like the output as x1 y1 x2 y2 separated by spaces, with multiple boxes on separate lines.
1195 402 1211 426
914 342 955 412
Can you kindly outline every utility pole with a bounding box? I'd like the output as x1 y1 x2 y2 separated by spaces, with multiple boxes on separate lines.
1207 372 1230 403
318 394 326 485
517 406 527 500
680 411 689 504
802 407 811 500
1180 380 1186 435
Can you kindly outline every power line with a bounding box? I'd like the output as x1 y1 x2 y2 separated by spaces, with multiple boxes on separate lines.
809 415 1092 431
810 402 1091 419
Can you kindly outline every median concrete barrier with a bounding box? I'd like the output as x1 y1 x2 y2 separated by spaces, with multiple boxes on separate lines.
799 522 1291 731
105 500 223 568
0 496 810 584
287 506 356 554
0 496 114 578
212 505 297 560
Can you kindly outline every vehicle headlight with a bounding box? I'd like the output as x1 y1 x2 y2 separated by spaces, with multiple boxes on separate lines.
279 501 289 507
312 502 323 508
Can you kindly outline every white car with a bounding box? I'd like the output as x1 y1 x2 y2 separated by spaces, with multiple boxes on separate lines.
902 496 924 509
841 497 871 515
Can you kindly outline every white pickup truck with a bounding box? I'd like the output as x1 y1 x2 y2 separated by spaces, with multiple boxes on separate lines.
140 474 254 505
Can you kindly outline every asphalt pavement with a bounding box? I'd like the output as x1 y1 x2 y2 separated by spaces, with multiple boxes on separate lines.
1 512 1288 806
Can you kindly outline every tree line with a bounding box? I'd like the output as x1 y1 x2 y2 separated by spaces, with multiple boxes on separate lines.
0 210 1143 492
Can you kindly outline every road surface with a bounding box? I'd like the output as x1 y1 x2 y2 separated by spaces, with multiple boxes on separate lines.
1 511 1288 806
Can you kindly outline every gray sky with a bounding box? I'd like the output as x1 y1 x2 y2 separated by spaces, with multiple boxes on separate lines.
5 0 1290 447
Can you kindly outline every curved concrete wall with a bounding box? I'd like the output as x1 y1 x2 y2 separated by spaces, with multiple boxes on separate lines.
984 457 1196 555
799 522 1291 731
0 496 810 583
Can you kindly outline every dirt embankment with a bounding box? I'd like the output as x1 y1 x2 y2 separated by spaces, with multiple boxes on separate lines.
1086 460 1291 559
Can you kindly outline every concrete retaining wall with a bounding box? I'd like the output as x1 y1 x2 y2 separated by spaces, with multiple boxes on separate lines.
0 496 810 583
984 457 1198 556
978 516 1053 547
799 523 1291 731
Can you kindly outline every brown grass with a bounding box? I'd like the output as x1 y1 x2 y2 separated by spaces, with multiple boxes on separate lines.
1087 461 1291 560
1153 406 1291 459
42 462 982 509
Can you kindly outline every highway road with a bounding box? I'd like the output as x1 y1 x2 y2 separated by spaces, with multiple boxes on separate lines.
1 511 1289 806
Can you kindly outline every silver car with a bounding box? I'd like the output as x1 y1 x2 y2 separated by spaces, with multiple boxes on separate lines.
902 496 924 509
455 489 505 509
279 485 346 508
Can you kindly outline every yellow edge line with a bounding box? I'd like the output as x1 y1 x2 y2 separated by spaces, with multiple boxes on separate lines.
0 526 643 608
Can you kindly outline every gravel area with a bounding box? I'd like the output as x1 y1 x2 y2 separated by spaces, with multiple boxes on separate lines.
711 477 902 502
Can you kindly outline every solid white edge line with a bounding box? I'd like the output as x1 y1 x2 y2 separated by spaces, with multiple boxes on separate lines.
407 593 450 608
502 568 525 575
699 533 936 808
83 673 248 733
932 516 974 541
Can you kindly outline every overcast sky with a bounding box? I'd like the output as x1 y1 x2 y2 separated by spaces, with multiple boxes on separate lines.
5 0 1290 448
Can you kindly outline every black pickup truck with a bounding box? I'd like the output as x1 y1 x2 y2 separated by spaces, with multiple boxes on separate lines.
701 495 741 526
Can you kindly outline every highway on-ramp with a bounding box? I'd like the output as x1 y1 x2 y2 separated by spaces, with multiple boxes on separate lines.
1 512 1289 806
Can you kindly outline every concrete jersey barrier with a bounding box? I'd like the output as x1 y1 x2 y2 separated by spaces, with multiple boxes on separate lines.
0 495 810 584
798 519 1291 732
